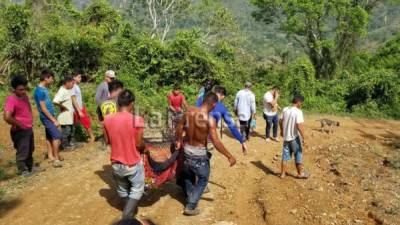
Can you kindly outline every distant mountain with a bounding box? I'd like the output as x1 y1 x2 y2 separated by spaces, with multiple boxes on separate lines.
11 0 400 57
103 0 400 58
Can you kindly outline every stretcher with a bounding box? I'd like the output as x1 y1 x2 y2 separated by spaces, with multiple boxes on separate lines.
142 140 183 189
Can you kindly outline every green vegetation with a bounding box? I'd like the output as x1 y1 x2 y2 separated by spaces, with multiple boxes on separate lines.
0 167 7 181
0 0 399 121
0 188 5 201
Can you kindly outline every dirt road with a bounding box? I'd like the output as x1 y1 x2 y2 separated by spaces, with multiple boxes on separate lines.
0 115 399 225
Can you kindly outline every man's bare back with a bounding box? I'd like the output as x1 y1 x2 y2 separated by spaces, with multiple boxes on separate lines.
183 106 210 148
176 97 236 166
175 92 236 216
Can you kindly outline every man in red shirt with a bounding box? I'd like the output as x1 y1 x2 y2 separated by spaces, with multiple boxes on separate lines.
168 84 188 112
3 75 35 176
103 90 145 219
167 85 188 131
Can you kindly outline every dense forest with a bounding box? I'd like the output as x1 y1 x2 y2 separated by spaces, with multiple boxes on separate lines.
0 0 399 119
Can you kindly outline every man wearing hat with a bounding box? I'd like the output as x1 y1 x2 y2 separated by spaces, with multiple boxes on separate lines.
95 70 116 122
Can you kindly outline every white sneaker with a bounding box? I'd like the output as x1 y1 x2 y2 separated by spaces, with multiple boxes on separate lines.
265 138 271 143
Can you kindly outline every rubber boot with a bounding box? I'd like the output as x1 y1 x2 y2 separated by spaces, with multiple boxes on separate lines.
122 198 139 219
121 197 128 209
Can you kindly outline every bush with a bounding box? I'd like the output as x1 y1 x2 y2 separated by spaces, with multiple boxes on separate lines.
284 57 316 99
351 101 383 118
346 69 400 111
0 167 7 181
373 33 400 72
0 187 5 201
82 0 121 39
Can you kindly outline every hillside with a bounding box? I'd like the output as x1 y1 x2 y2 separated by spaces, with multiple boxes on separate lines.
66 0 400 58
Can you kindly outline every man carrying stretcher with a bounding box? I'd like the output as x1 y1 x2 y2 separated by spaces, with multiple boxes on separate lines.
175 92 236 216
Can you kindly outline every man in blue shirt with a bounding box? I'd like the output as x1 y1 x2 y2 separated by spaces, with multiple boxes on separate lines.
196 86 247 155
34 69 63 168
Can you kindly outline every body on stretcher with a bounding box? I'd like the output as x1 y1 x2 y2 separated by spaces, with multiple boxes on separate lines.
142 143 183 189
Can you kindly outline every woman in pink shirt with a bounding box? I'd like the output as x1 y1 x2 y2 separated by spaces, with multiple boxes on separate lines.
3 75 35 176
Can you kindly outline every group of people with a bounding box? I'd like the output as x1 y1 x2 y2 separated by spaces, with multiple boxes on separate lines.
163 81 308 215
232 82 308 178
3 72 308 221
3 69 94 173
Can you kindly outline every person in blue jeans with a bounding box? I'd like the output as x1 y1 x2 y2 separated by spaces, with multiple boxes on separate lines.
196 85 247 154
279 95 309 179
34 69 63 168
263 86 280 142
176 92 236 216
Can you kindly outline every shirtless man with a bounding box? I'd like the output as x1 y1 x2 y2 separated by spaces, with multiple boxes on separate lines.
176 92 236 216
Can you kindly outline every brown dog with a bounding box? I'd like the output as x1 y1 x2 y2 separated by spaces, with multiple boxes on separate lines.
317 119 340 134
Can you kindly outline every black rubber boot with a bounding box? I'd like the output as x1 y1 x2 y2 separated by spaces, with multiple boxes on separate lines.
122 198 140 219
121 197 128 209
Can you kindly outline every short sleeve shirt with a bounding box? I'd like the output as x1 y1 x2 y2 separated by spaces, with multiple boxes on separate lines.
53 86 75 125
104 112 144 165
101 98 118 118
34 86 55 120
168 93 185 112
72 84 83 109
95 82 109 106
4 95 33 130
281 106 304 141
263 91 277 116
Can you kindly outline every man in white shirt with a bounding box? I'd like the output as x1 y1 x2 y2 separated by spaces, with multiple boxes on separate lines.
53 77 76 150
263 86 280 142
234 82 256 141
71 70 95 143
279 95 308 179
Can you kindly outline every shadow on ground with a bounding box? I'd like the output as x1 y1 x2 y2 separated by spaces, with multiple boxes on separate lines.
356 128 400 148
250 131 265 139
95 164 185 211
0 198 22 218
251 161 307 179
251 161 279 177
95 165 123 210
222 128 265 140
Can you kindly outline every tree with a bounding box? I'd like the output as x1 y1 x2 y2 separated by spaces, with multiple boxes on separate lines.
188 0 236 41
117 0 191 42
82 0 121 39
251 0 396 79
372 32 400 72
0 3 37 79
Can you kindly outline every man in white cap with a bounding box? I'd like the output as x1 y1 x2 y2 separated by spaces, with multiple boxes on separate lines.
95 70 116 122
234 82 256 142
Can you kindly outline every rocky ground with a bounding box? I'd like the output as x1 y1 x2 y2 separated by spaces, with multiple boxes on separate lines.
0 115 399 225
